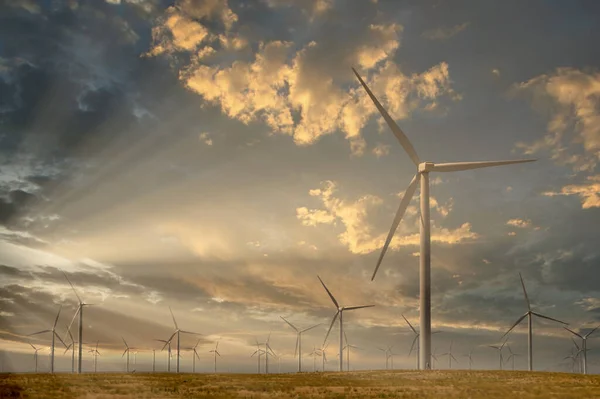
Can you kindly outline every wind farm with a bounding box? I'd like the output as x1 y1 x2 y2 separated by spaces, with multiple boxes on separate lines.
1 0 600 397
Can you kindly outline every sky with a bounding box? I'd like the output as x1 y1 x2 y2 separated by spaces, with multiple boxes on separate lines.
0 0 599 374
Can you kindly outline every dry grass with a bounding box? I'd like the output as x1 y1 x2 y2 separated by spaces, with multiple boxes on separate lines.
1 370 600 398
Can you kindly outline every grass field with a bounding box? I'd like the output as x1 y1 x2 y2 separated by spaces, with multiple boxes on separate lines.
1 370 600 398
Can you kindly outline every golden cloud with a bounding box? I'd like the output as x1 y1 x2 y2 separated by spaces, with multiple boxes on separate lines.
542 175 600 209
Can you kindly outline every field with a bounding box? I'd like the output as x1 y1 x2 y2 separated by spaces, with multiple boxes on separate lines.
1 370 600 398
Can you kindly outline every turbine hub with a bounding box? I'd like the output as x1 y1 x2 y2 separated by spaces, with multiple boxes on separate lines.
418 162 435 173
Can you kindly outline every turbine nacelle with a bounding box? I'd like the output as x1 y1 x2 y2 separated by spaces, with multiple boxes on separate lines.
418 162 435 173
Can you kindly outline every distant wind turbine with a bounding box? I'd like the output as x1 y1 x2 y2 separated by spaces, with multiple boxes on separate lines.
88 341 100 373
404 314 442 370
462 348 475 370
505 344 519 371
155 338 172 372
29 343 44 373
189 339 201 373
28 305 66 374
343 332 361 372
164 306 200 373
352 67 536 370
440 341 458 369
318 275 374 372
63 329 76 373
489 341 506 370
377 346 392 370
121 337 131 372
310 346 320 372
281 316 320 373
209 339 221 373
564 324 599 374
430 347 440 370
319 342 329 372
251 344 265 373
63 270 93 374
501 273 568 371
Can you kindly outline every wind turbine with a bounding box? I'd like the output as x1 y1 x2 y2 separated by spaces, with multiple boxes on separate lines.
489 341 506 370
319 342 329 372
387 346 397 370
352 68 536 370
121 337 131 372
505 344 519 371
63 329 76 373
343 332 361 372
29 343 44 373
264 332 276 374
405 314 442 370
164 306 200 373
209 339 221 373
318 275 374 372
88 341 100 373
189 339 201 373
63 270 92 374
377 347 389 369
28 305 66 374
462 348 475 370
564 324 599 374
280 316 320 373
310 346 320 372
430 347 439 370
441 341 458 369
501 273 568 371
251 344 265 373
155 338 171 372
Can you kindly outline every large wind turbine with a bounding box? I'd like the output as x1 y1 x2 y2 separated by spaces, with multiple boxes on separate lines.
63 271 92 374
352 68 536 370
28 305 66 374
564 324 599 374
501 273 568 371
318 275 374 372
164 306 200 373
280 316 320 373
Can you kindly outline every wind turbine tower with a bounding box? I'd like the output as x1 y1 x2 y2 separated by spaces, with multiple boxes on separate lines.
63 271 92 374
352 68 536 369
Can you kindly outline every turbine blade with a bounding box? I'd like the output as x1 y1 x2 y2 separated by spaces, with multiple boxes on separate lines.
519 273 531 311
122 336 129 348
409 335 418 356
344 305 375 311
501 313 528 339
344 331 348 346
301 323 321 333
67 307 80 333
180 330 200 335
585 324 600 338
280 316 298 332
531 311 568 325
29 330 51 336
372 174 419 281
352 67 420 166
431 159 536 172
169 306 178 330
402 314 417 334
54 331 67 347
564 327 583 339
317 275 339 308
267 331 272 344
323 311 340 344
53 305 62 329
294 336 299 358
61 270 82 304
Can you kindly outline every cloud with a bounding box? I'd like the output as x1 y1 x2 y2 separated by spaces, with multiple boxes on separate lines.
297 181 478 254
372 143 390 158
513 68 600 172
506 218 532 228
199 132 213 146
542 175 600 209
147 1 458 155
492 68 500 77
422 22 469 40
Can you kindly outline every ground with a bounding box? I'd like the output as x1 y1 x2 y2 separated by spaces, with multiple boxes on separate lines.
1 370 599 398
